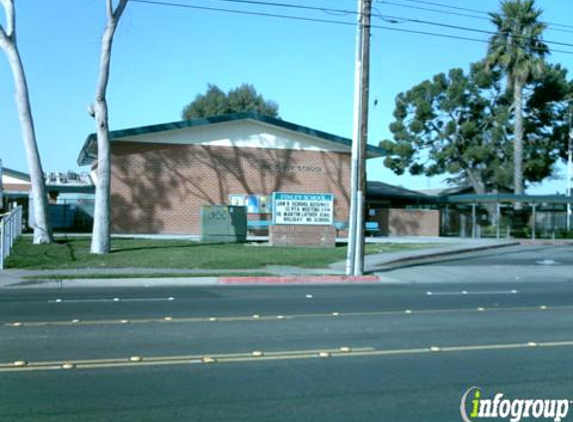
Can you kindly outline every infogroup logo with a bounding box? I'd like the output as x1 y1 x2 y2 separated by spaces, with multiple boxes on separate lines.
460 387 571 422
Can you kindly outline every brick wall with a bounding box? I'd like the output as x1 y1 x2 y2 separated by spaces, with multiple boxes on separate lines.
110 142 351 235
269 225 336 247
370 208 440 236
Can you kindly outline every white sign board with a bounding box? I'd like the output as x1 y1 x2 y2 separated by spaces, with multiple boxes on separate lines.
273 192 334 225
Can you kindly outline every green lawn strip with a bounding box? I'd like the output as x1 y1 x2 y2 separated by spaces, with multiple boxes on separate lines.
22 272 274 281
6 237 446 270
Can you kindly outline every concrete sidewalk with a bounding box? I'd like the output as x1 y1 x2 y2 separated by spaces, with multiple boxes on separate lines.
0 238 518 288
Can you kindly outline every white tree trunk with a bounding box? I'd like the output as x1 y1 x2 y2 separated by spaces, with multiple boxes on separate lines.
0 0 52 244
90 0 128 254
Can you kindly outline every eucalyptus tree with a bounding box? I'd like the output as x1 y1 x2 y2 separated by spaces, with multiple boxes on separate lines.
89 0 128 254
0 0 52 243
487 0 548 197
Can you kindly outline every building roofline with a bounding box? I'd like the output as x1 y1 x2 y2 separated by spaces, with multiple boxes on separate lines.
77 112 386 166
2 167 31 182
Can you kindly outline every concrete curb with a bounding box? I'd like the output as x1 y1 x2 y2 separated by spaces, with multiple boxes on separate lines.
218 275 379 284
371 241 521 270
5 275 380 289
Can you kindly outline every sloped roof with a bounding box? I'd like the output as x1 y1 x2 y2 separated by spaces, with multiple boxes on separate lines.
367 181 433 200
77 112 386 166
2 167 31 182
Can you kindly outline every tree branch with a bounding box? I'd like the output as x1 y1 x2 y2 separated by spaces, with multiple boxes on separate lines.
0 0 15 40
106 0 113 20
113 0 128 21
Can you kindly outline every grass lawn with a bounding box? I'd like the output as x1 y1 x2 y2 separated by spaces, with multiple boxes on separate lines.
6 237 443 270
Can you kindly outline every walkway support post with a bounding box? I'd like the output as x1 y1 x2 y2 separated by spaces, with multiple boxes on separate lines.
471 203 476 238
532 202 536 241
496 201 501 240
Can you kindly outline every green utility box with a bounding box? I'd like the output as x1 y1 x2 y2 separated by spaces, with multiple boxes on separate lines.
200 205 247 243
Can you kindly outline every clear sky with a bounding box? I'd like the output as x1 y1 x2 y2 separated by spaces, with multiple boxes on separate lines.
1 0 572 194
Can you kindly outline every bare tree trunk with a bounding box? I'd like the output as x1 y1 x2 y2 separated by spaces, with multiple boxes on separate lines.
90 0 128 254
0 0 52 244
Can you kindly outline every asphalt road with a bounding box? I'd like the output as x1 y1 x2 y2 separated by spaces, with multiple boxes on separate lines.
2 245 573 422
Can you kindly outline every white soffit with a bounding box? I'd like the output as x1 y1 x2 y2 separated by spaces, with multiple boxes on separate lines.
115 120 350 153
2 174 31 185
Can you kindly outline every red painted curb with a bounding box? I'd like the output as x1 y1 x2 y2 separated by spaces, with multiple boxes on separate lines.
218 276 379 284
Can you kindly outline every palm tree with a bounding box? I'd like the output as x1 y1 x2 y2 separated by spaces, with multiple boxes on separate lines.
487 0 548 198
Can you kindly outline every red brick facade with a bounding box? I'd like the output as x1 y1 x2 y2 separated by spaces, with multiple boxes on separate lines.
110 142 351 235
369 208 440 236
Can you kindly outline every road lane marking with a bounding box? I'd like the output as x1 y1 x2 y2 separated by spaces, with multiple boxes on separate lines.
49 297 176 304
3 304 573 328
2 341 573 373
426 290 518 296
0 347 375 372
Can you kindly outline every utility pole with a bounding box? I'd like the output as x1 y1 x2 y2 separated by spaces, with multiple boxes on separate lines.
346 0 372 276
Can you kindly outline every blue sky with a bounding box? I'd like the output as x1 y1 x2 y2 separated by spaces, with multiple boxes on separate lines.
1 0 572 193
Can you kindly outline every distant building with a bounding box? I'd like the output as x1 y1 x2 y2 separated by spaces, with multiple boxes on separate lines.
1 166 95 229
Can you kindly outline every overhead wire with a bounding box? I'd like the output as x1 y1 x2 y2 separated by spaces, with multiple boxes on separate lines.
127 0 573 56
397 0 573 32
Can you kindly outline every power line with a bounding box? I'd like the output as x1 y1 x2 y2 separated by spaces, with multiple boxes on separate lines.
198 0 356 16
127 0 573 56
379 1 573 35
397 0 573 32
374 13 573 49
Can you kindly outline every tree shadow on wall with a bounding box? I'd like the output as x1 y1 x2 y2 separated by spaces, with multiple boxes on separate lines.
110 141 300 233
389 212 421 236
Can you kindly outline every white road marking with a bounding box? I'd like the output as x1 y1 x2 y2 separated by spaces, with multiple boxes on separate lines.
426 290 519 296
49 297 176 304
